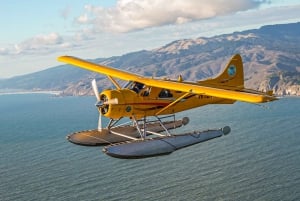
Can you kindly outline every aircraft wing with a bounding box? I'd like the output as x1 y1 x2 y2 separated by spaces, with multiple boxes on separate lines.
58 56 142 81
137 78 276 103
58 56 277 103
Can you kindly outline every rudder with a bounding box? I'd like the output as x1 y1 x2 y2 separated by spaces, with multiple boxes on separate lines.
200 54 244 89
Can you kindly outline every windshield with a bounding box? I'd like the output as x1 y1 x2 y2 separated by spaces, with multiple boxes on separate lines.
123 81 134 89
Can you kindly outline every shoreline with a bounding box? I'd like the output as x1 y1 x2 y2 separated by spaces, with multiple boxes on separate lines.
0 90 62 96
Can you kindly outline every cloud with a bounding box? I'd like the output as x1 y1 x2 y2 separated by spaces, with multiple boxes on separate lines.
0 47 9 55
0 33 69 56
18 33 64 53
77 13 89 23
75 0 266 33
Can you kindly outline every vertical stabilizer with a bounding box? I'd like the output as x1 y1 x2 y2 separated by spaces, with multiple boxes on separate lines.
200 54 244 89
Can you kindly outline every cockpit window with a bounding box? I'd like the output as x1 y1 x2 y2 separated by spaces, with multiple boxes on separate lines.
124 81 134 89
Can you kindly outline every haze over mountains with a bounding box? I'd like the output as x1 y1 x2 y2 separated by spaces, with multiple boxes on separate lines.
1 22 299 96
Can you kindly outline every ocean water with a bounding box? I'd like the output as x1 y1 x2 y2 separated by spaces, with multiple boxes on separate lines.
0 94 299 201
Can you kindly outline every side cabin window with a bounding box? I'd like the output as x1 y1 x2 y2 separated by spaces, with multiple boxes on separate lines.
158 89 173 98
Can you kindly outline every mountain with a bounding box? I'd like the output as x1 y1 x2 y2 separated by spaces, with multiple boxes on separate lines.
1 22 300 96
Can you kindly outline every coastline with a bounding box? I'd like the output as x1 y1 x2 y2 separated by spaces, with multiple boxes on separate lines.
0 90 62 96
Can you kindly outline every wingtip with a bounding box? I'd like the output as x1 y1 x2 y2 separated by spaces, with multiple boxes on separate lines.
57 55 69 62
262 95 278 103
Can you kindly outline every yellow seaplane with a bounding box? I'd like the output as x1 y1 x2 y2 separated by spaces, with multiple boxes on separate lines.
57 54 277 159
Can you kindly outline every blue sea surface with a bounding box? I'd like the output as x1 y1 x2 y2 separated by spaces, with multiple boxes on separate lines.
0 94 299 201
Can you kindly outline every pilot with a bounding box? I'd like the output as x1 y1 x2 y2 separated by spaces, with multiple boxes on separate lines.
132 82 144 93
159 89 173 98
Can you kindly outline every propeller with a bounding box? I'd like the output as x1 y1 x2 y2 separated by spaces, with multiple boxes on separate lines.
92 79 100 102
91 79 102 131
91 79 118 131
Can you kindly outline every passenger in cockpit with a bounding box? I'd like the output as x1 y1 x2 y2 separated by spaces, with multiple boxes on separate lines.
132 82 144 93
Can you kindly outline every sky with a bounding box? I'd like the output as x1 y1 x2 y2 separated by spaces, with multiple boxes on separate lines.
0 0 299 78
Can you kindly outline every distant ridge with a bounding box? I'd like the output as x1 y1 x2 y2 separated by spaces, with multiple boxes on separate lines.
1 22 299 96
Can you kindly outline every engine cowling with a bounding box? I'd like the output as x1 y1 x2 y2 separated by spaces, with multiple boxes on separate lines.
99 89 136 119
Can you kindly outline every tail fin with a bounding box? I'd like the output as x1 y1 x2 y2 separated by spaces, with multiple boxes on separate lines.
200 54 244 89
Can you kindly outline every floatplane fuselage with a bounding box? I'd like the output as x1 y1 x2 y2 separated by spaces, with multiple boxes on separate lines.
58 54 277 159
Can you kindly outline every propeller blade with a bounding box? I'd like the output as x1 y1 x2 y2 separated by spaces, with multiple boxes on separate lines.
91 79 100 102
92 79 102 131
97 112 102 131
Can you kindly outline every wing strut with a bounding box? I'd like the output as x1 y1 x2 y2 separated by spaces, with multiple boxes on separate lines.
155 92 191 116
107 75 121 90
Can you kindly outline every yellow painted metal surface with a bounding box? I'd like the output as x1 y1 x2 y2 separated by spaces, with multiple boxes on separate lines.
57 54 277 119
